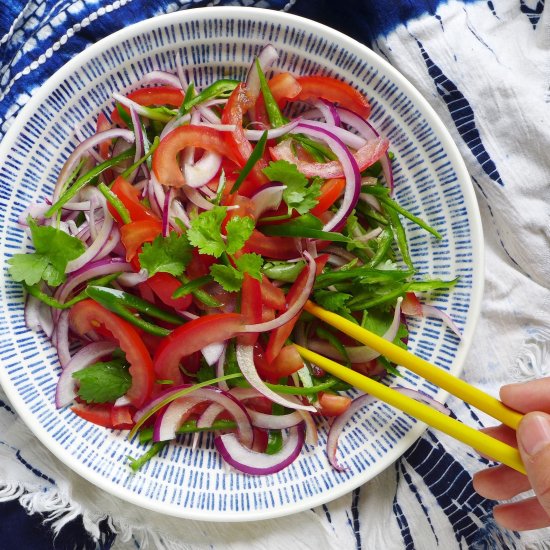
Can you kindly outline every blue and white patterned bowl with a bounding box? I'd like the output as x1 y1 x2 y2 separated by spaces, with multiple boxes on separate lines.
0 7 483 521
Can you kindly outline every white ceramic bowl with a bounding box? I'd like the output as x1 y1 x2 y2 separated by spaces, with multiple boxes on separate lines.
0 7 483 521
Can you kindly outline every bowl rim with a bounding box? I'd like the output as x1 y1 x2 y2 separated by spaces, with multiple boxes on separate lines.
0 6 484 521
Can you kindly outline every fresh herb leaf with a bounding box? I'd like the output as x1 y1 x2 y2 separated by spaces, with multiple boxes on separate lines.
138 231 192 277
210 264 243 292
234 253 263 281
263 160 321 215
8 218 85 286
314 289 352 313
72 360 131 403
187 206 227 257
225 216 255 255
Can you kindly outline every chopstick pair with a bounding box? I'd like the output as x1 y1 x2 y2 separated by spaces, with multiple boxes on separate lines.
295 300 526 474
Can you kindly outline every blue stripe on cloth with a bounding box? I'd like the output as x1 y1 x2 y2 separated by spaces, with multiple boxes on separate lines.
520 0 545 29
401 432 522 548
414 38 505 187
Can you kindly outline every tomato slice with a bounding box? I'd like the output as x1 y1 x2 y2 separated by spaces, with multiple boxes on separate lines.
238 274 262 346
265 254 329 363
147 272 192 312
152 125 241 187
263 344 305 378
292 76 371 119
111 404 135 429
260 275 286 311
310 178 346 217
111 86 184 126
221 83 268 196
120 219 163 261
244 230 301 260
153 313 244 384
109 176 159 223
70 299 155 408
269 72 302 106
317 393 352 417
71 402 114 428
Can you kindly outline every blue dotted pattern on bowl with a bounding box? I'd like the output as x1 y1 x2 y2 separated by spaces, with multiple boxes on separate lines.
0 8 482 521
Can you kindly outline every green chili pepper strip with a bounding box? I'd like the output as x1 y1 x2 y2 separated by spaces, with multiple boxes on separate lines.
366 226 394 267
230 130 268 194
86 286 185 325
172 275 214 298
183 79 239 113
121 136 160 180
138 418 238 444
386 207 413 269
347 284 410 311
127 441 167 472
314 266 414 289
97 182 131 224
262 261 306 283
46 147 135 217
260 222 351 243
231 377 339 395
116 103 134 130
257 59 287 128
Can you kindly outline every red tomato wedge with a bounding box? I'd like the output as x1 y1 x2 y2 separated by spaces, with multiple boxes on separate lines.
221 84 268 196
263 344 305 378
265 254 329 363
269 72 302 106
292 76 371 119
259 275 286 311
71 402 114 428
310 178 346 217
317 393 352 417
69 300 155 408
152 125 241 187
111 86 184 126
120 219 163 261
109 176 159 223
244 230 301 260
111 404 135 429
237 274 262 346
147 272 192 312
153 313 245 385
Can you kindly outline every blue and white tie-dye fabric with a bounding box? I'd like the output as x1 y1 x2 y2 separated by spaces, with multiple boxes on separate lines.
1 0 550 548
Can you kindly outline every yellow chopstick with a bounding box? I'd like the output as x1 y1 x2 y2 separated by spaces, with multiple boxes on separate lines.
304 300 522 430
295 344 526 474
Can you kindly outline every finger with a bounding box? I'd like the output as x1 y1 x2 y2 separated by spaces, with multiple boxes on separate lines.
517 412 550 518
500 378 550 413
494 497 550 531
472 464 531 500
480 425 518 448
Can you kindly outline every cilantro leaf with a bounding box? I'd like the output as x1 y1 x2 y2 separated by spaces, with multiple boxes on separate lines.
138 231 192 277
8 218 85 286
235 253 263 281
225 216 255 255
210 264 243 292
314 289 352 313
263 160 321 215
187 206 227 257
72 360 131 403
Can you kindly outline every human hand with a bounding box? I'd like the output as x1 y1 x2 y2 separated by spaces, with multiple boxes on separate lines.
473 378 550 531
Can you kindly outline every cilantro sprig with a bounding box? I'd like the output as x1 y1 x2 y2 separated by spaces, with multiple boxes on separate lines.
138 231 193 277
8 218 85 287
187 206 263 292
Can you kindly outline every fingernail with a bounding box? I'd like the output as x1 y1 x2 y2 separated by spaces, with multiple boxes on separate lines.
519 413 550 457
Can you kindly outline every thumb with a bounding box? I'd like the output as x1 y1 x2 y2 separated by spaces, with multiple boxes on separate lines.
517 412 550 514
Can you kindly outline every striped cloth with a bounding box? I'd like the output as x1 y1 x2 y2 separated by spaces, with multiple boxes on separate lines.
1 0 550 548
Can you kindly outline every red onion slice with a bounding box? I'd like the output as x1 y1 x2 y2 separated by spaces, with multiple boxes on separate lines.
242 251 315 333
215 423 305 475
313 99 341 127
243 119 300 141
250 183 286 218
201 342 226 366
24 294 53 337
327 393 377 471
138 71 182 88
53 129 134 201
53 310 71 368
402 293 462 338
309 297 403 363
247 409 303 430
245 44 279 102
55 341 118 408
235 344 316 412
336 107 394 195
152 387 254 447
288 121 362 232
153 395 206 442
183 150 223 188
393 387 450 416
